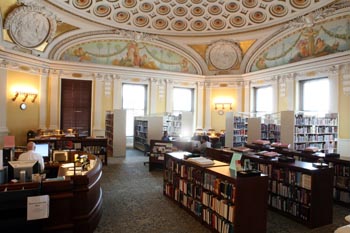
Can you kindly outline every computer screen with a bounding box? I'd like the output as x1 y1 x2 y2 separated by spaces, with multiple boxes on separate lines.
7 160 39 182
35 143 49 157
53 151 68 162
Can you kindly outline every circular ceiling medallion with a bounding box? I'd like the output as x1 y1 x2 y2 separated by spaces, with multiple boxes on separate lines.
139 2 154 12
225 2 240 12
172 20 187 31
5 6 53 48
242 0 258 8
210 18 226 30
157 5 171 15
113 11 130 23
290 0 311 9
191 6 205 16
206 40 242 70
122 0 137 8
72 0 92 9
208 5 222 15
229 15 246 27
249 11 267 23
93 5 111 17
191 20 206 31
173 6 187 16
153 18 168 30
134 15 149 27
269 4 288 17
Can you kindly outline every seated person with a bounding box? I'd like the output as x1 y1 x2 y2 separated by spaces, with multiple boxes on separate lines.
161 131 170 141
194 136 211 155
18 142 45 172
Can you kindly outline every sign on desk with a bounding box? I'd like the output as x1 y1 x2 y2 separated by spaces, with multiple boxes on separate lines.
27 195 50 220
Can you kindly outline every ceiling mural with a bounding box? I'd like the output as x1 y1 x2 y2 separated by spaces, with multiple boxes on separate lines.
250 15 350 72
59 39 199 74
0 0 349 76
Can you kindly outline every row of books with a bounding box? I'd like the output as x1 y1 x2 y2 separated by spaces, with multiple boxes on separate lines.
269 194 310 221
270 180 311 205
202 208 234 233
295 126 337 134
203 173 236 200
333 189 350 203
271 169 312 190
178 178 202 200
294 134 335 142
202 191 235 221
295 115 337 126
333 164 350 177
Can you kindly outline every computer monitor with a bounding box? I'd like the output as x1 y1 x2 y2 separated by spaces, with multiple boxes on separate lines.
53 151 68 162
35 143 49 157
7 160 39 182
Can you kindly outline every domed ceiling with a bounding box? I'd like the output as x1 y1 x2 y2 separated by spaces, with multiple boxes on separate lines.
1 0 348 76
49 0 333 36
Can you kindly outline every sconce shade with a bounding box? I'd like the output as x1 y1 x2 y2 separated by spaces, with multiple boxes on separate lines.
12 91 38 103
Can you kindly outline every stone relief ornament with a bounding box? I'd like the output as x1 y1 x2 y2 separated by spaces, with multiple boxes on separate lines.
206 40 242 70
4 5 57 48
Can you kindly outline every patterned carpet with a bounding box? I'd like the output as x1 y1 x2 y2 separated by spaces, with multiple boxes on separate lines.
94 149 349 233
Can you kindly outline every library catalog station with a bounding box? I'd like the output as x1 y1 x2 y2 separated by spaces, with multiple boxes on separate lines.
0 1 350 233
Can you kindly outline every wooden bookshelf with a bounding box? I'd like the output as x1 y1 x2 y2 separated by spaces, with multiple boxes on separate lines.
323 156 350 206
242 153 333 228
164 151 268 233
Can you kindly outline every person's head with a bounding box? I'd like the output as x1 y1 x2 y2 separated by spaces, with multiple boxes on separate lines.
163 131 168 136
27 142 36 151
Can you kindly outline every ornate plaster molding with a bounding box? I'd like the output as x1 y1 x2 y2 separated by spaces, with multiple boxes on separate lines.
4 5 58 49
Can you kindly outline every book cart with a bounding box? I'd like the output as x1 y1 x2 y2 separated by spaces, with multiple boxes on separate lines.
163 151 268 233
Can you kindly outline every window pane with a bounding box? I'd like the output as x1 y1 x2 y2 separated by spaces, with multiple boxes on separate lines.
173 88 193 112
122 84 146 136
301 78 329 112
123 84 146 110
255 86 272 113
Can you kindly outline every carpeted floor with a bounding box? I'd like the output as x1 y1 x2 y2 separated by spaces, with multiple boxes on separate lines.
94 149 349 233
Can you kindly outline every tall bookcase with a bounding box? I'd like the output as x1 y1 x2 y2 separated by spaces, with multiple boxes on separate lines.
105 109 126 157
294 112 338 152
242 153 333 228
225 112 249 148
260 113 281 143
134 116 163 151
163 112 193 139
164 152 269 233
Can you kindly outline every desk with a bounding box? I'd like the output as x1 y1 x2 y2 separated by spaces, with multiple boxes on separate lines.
0 154 103 233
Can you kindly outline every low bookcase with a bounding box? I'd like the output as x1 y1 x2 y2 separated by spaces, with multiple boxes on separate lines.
163 152 268 233
242 153 333 228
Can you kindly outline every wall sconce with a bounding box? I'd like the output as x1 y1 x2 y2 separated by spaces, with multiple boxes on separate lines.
12 91 38 103
214 102 232 115
214 103 233 110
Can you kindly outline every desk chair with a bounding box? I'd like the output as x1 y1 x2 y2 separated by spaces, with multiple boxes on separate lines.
143 143 151 166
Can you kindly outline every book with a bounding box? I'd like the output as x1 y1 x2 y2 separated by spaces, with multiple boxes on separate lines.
187 157 214 167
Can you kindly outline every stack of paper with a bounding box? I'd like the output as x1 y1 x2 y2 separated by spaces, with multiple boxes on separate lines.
187 157 214 166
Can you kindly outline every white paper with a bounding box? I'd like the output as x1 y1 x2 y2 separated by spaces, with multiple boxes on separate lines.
27 195 50 220
0 150 3 169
